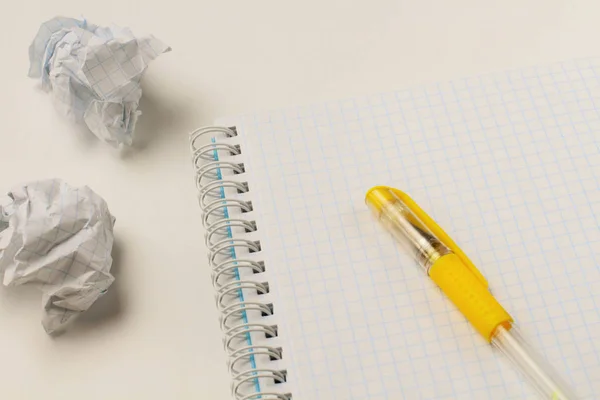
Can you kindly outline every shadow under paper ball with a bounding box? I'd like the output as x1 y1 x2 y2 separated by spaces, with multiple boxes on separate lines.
124 82 194 153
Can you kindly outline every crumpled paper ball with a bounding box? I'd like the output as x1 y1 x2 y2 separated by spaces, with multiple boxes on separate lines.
28 16 171 147
0 179 116 334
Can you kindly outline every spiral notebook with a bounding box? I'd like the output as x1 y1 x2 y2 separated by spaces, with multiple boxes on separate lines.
189 58 600 400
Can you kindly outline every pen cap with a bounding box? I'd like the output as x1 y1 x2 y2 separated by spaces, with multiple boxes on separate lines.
366 187 451 272
366 186 488 286
366 186 513 341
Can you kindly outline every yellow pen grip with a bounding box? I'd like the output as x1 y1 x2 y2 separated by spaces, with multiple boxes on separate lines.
429 253 513 342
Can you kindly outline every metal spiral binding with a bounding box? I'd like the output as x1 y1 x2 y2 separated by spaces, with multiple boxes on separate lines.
190 126 291 400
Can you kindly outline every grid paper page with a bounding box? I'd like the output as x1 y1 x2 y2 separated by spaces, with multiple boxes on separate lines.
229 58 600 399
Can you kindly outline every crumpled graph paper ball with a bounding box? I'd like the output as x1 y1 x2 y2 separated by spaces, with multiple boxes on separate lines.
0 179 116 334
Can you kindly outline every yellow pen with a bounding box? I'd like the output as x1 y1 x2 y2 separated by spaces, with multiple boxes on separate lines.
365 186 577 400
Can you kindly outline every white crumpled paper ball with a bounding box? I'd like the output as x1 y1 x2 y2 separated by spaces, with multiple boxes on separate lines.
0 179 116 334
28 16 171 147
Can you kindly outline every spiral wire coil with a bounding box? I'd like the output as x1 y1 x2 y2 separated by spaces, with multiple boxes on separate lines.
190 127 291 400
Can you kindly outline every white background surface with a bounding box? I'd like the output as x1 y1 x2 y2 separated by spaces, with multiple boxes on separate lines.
0 1 599 399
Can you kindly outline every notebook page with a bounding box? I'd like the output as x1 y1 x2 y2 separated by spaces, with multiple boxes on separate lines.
227 58 600 399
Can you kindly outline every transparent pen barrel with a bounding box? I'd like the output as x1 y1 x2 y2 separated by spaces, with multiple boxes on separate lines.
491 325 577 399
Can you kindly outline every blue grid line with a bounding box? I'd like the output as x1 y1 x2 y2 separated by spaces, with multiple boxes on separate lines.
352 96 407 397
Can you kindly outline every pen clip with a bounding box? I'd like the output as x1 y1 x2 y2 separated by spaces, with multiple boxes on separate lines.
388 188 489 288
